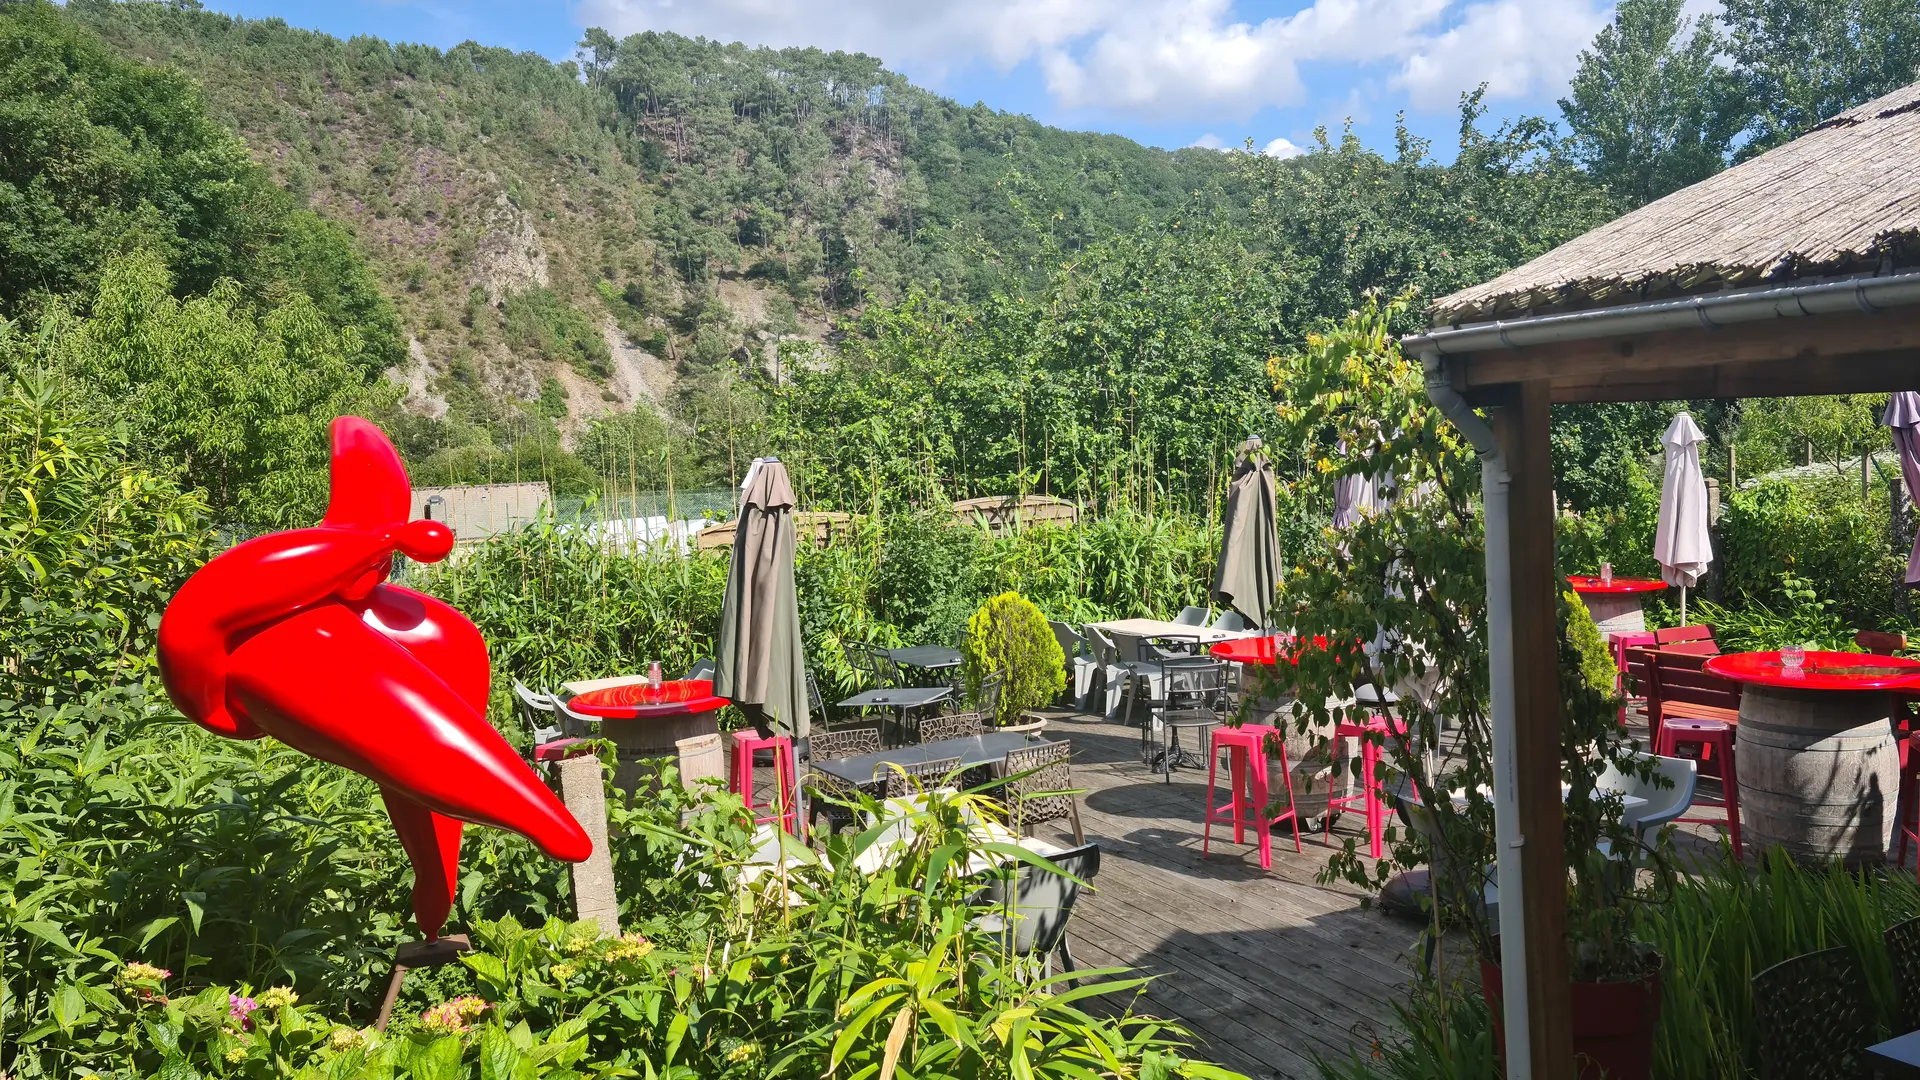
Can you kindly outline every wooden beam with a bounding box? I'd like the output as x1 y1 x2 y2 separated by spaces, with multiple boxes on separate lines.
1491 380 1574 1077
1455 305 1920 392
1546 348 1920 403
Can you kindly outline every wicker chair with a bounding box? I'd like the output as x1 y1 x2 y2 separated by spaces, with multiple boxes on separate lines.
1889 915 1920 1033
1752 946 1875 1080
882 756 962 798
1002 741 1084 845
802 726 884 836
919 711 986 743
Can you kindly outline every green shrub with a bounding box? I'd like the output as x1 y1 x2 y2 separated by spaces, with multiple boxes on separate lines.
1563 589 1618 697
1719 475 1903 632
961 591 1066 724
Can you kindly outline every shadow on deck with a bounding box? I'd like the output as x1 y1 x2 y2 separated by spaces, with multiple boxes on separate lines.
1024 712 1423 1079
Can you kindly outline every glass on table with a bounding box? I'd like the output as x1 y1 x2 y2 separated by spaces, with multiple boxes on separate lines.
1599 562 1613 586
1780 643 1806 673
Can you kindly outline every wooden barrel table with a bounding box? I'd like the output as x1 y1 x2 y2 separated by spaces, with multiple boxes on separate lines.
1704 652 1920 865
1567 575 1668 635
567 679 729 793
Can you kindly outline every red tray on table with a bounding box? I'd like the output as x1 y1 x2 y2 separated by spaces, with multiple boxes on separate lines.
567 678 729 718
1703 651 1920 692
1567 576 1668 595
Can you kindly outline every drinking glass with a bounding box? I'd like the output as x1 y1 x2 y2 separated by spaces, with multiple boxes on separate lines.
1781 643 1806 671
1599 562 1613 586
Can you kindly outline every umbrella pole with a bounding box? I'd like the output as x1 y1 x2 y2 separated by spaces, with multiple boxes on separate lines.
1680 585 1688 625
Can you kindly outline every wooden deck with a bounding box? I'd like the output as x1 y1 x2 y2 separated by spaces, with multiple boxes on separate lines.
1021 712 1424 1079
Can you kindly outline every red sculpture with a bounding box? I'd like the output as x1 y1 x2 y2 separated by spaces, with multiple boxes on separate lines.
158 417 590 940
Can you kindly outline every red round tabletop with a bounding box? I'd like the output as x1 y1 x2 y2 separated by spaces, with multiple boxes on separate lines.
568 678 729 718
1703 651 1920 692
1210 634 1334 665
1567 575 1668 595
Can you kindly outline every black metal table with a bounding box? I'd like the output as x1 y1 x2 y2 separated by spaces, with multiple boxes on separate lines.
813 731 1060 785
836 685 954 744
885 645 963 671
1869 1031 1920 1078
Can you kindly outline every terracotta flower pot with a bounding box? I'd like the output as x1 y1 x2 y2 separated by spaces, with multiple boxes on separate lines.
1480 953 1662 1080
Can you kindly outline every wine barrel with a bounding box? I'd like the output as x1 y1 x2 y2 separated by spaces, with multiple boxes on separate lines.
1735 685 1900 865
604 712 723 795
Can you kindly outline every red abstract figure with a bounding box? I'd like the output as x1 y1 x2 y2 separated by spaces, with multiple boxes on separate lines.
158 417 590 940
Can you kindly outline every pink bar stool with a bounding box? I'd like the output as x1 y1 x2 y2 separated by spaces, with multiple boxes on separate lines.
1327 713 1407 859
1660 717 1742 860
730 731 799 837
1203 725 1301 869
1609 631 1656 725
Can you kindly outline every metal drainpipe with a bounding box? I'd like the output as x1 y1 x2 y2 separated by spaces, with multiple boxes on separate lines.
1419 347 1531 1080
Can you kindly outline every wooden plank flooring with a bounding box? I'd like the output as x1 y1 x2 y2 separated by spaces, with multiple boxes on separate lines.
1022 712 1424 1079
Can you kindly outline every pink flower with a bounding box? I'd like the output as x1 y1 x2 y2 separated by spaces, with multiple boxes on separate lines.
229 994 260 1030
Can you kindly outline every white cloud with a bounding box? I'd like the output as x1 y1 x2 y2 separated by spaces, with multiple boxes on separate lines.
1393 0 1610 110
1261 137 1305 158
577 0 1616 121
1188 133 1229 150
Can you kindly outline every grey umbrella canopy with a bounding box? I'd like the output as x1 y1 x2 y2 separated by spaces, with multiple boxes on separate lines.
714 458 810 738
1886 392 1920 585
1213 441 1281 628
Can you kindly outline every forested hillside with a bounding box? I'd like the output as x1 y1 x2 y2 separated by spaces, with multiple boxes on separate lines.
64 0 1238 484
6 0 1918 527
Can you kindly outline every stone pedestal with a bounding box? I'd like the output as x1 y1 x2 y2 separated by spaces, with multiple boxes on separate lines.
554 753 620 934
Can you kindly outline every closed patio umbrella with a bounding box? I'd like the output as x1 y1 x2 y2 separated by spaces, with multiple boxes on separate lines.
1213 439 1281 628
1654 412 1713 623
1886 391 1920 585
714 457 810 739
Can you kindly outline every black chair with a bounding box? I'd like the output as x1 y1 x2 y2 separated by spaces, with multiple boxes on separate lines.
679 658 715 681
1752 946 1875 1080
1888 915 1920 1033
975 843 1102 986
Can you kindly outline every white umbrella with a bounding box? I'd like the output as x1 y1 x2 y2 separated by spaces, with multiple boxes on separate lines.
1654 412 1714 622
1886 393 1920 585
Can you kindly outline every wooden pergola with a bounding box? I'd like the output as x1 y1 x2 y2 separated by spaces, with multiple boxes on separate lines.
1406 80 1920 1077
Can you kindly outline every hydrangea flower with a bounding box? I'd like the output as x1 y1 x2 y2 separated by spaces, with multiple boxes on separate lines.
603 933 654 962
257 986 299 1009
329 1027 366 1051
117 962 172 985
549 963 577 982
224 1046 250 1064
419 995 489 1036
228 994 260 1030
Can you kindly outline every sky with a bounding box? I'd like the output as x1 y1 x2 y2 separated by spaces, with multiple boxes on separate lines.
199 0 1659 160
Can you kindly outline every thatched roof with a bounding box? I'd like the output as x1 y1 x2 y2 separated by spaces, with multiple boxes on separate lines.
1431 80 1920 324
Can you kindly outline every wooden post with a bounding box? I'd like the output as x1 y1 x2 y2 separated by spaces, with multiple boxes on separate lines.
1493 380 1575 1076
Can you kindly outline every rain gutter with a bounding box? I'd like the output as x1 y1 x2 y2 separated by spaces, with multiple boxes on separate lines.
1403 269 1920 356
1417 352 1529 1079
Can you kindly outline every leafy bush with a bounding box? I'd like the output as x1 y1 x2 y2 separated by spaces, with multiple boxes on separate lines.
501 288 612 382
21 774 1244 1079
1328 851 1920 1080
1719 474 1903 632
961 592 1066 724
1694 569 1855 652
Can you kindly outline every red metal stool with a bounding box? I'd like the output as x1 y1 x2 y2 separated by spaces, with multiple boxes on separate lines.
1660 717 1742 860
1327 714 1407 859
1203 725 1301 869
1895 730 1920 876
730 731 799 837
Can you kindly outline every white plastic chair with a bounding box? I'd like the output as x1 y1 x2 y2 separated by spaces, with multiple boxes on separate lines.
1083 626 1140 718
1598 752 1697 840
1173 605 1210 627
1049 621 1099 711
513 681 564 745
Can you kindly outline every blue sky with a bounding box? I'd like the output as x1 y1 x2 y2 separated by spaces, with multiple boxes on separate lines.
203 0 1639 161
